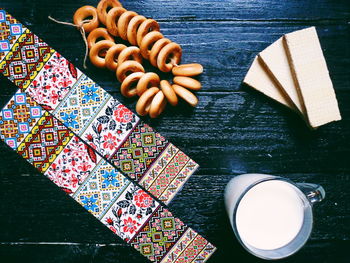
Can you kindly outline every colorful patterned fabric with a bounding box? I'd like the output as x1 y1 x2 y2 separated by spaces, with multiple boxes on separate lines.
26 51 82 111
110 122 169 181
53 74 111 135
0 93 216 262
0 10 26 60
81 97 139 159
73 160 130 218
44 135 101 195
0 29 54 90
17 111 73 172
0 90 42 149
0 8 198 207
0 9 216 262
130 206 187 262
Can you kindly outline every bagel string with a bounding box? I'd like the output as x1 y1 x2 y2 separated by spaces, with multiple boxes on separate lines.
59 0 203 118
104 7 183 72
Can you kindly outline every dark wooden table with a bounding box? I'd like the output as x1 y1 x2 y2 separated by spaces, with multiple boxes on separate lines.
0 0 349 262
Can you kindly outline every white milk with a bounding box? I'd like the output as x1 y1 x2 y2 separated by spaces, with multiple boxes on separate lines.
235 180 305 250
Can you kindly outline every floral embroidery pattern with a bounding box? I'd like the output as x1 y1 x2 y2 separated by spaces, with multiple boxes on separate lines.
26 52 81 111
44 136 100 195
134 189 154 209
82 98 139 159
114 104 134 123
102 184 159 242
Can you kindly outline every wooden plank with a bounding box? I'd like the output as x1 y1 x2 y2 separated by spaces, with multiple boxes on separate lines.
1 239 348 263
0 240 349 263
0 4 348 93
2 0 350 21
1 21 345 93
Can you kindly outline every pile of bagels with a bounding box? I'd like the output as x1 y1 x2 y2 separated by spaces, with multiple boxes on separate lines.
73 0 203 118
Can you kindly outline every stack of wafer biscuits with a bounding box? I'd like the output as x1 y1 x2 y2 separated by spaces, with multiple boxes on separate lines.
244 27 341 129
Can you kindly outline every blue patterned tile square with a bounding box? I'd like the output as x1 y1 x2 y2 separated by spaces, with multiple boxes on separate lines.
53 74 111 135
73 160 130 218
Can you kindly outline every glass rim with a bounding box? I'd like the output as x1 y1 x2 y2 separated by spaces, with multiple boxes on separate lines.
231 176 314 260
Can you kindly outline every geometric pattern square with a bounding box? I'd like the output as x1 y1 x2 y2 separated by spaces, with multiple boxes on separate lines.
0 9 26 62
53 74 111 135
101 183 160 242
44 135 101 195
0 90 43 149
146 151 189 199
158 159 199 205
73 159 130 218
172 234 209 263
0 29 54 90
140 144 179 190
26 51 82 112
110 122 168 181
82 97 139 159
16 112 73 173
130 206 187 263
160 228 216 263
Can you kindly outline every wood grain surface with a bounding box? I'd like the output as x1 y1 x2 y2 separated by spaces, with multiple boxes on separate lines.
0 0 349 262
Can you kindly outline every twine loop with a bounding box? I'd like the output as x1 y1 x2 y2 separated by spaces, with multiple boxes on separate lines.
48 16 90 69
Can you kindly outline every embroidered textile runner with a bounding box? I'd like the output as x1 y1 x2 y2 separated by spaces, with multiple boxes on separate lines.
0 9 216 262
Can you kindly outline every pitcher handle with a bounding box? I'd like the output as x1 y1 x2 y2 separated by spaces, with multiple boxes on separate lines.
295 183 326 205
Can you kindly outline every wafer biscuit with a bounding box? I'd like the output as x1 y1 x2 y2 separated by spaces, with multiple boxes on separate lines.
259 37 306 115
284 27 341 128
244 56 295 109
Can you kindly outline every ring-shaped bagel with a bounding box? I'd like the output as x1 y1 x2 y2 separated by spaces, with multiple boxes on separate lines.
117 11 138 40
73 6 99 33
116 60 145 82
140 31 164 59
173 76 202 91
118 46 143 65
89 40 115 68
136 87 159 116
136 19 160 46
157 42 182 72
97 0 122 25
121 72 145 98
136 72 160 96
149 38 171 67
106 7 127 36
105 43 127 71
149 91 167 118
87 28 114 49
127 15 147 46
160 80 178 106
172 84 198 107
